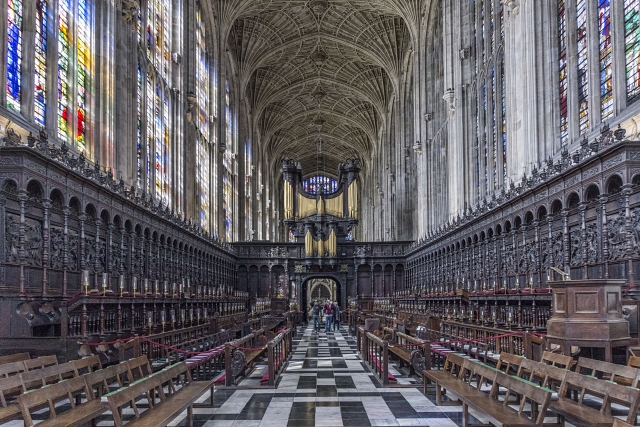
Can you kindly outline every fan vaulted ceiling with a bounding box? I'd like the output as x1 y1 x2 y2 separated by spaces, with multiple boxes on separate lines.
216 0 421 177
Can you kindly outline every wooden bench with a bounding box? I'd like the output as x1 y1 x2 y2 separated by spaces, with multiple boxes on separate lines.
461 366 552 427
549 370 640 427
423 352 468 404
23 354 58 371
19 361 76 391
125 355 153 382
496 352 525 375
104 362 214 427
0 360 27 378
426 354 553 427
0 374 24 424
83 361 132 399
541 350 574 369
71 355 102 376
517 358 568 392
576 356 640 387
0 352 30 366
18 374 107 427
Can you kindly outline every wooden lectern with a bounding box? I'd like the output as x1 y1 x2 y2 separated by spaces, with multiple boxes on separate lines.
546 279 630 362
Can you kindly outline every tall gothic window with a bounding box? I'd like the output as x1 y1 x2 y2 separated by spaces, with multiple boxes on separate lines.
34 0 47 126
244 139 252 238
472 0 506 195
626 0 640 103
558 0 640 142
57 0 91 148
6 0 22 113
136 0 175 207
196 6 210 231
558 0 569 143
224 80 234 241
577 0 589 135
599 0 613 119
58 0 71 141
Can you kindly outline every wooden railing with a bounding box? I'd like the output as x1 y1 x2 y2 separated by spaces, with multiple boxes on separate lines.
266 327 293 386
363 330 390 386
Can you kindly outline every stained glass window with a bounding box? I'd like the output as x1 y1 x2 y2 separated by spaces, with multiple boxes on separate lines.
147 0 170 81
57 0 71 141
302 175 338 194
143 71 153 192
558 0 569 144
136 65 142 189
7 0 22 112
197 134 210 231
599 0 613 119
196 6 210 229
577 0 589 135
34 0 47 125
196 7 209 141
224 80 233 241
77 0 89 147
153 84 171 204
491 66 497 189
626 0 640 103
501 56 507 186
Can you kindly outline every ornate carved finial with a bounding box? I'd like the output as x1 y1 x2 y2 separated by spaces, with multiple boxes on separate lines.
121 0 140 24
413 141 422 155
4 128 21 146
443 89 455 115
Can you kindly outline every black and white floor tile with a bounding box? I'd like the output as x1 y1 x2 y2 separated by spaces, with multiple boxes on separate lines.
172 323 489 427
11 323 606 427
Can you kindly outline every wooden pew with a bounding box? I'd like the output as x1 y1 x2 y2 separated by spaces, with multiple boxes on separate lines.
0 353 30 366
550 370 640 427
517 358 568 392
0 360 26 378
0 374 23 424
105 362 214 427
19 361 76 391
71 355 102 376
83 361 131 399
576 357 640 387
496 352 525 375
125 355 153 382
423 352 468 404
17 375 107 427
461 366 552 427
541 351 574 369
23 354 58 371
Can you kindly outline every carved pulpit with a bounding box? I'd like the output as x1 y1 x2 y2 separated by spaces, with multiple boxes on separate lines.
546 279 630 362
282 158 360 265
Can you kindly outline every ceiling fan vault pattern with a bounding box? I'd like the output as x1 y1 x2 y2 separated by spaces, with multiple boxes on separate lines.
214 0 426 177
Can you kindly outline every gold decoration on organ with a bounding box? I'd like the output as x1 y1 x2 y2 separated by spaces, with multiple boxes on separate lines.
348 180 358 218
284 181 294 219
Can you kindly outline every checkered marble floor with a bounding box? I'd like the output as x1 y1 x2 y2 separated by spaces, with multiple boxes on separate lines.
184 323 488 427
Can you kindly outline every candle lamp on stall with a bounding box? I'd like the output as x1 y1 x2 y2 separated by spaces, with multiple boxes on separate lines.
102 273 108 296
119 274 125 297
82 270 90 295
132 276 137 296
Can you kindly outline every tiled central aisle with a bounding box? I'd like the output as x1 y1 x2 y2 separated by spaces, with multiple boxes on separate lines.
194 323 472 427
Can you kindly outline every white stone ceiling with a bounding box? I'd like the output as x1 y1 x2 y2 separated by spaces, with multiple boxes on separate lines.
215 0 425 176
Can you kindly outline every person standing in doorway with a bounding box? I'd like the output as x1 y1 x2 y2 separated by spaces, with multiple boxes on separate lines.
333 302 341 331
312 301 321 332
324 300 334 333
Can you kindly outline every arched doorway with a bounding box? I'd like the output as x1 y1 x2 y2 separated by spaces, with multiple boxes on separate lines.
301 276 343 318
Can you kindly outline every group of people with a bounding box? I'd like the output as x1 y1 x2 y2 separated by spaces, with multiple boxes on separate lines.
310 300 341 333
